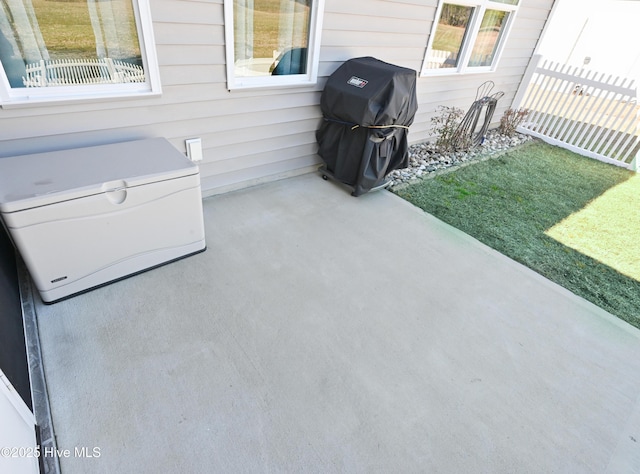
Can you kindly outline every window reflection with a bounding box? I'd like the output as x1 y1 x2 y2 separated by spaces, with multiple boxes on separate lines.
0 0 144 88
426 4 473 70
468 9 509 67
233 0 311 77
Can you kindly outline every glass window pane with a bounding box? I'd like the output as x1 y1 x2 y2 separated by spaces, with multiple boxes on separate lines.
468 9 509 67
234 0 311 78
0 0 144 88
425 4 474 70
491 0 518 5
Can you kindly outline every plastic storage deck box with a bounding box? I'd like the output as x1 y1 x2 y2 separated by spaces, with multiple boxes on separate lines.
0 138 206 303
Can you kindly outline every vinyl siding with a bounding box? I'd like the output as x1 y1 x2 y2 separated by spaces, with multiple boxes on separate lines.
0 0 554 196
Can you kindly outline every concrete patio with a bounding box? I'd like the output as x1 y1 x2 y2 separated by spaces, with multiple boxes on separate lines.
28 172 640 473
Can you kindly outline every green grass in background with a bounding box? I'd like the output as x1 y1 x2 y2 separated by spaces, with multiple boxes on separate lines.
31 0 141 60
394 141 640 329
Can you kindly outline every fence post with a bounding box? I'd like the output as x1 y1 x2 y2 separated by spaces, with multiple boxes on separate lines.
512 54 541 110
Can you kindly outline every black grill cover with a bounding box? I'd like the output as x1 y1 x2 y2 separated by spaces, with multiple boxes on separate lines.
316 57 418 196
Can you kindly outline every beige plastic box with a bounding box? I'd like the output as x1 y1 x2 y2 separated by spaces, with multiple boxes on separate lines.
0 138 206 303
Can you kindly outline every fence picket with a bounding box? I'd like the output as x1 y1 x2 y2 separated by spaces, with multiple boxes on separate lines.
22 58 145 87
578 90 606 146
536 61 565 134
515 55 638 170
594 78 627 150
593 81 633 153
557 69 599 142
609 104 639 162
545 64 580 139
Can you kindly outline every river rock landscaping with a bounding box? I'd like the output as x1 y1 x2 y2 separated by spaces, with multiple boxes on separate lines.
388 129 534 188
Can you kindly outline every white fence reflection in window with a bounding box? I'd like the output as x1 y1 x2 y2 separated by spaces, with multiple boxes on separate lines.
0 0 152 100
22 58 145 87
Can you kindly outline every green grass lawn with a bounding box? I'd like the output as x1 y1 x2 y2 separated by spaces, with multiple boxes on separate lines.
393 140 640 330
31 0 141 60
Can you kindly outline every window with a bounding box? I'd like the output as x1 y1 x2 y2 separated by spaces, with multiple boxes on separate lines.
0 0 160 106
224 0 325 89
421 0 518 75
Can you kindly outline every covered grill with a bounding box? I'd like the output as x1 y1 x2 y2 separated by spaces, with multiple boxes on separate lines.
316 57 418 196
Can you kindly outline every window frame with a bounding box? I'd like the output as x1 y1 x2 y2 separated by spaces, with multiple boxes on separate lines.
0 0 162 108
420 0 519 77
223 0 325 90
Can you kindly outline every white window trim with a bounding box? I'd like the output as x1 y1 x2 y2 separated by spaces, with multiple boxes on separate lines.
420 0 518 77
0 0 161 108
223 0 325 90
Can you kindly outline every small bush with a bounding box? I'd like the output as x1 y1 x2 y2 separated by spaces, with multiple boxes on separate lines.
499 108 530 137
430 105 470 153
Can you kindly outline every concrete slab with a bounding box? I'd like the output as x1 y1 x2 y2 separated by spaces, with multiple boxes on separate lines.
32 173 640 473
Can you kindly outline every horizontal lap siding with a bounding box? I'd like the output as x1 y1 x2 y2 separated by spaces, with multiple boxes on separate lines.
411 0 555 144
0 0 553 195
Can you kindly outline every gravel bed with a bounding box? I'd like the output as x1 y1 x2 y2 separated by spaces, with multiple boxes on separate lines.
387 129 534 189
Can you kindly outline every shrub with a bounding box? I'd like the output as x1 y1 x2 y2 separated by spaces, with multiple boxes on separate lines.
499 108 530 137
430 105 470 153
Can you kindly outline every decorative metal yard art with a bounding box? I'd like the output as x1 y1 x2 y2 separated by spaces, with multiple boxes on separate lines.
453 81 504 149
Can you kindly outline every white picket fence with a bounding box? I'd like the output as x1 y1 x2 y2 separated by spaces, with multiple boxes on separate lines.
513 54 639 171
424 49 453 70
22 58 145 87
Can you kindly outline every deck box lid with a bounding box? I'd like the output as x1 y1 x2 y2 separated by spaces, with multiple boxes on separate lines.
0 138 199 213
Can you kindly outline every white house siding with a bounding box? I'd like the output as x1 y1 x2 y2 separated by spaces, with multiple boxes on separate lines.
0 0 554 196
